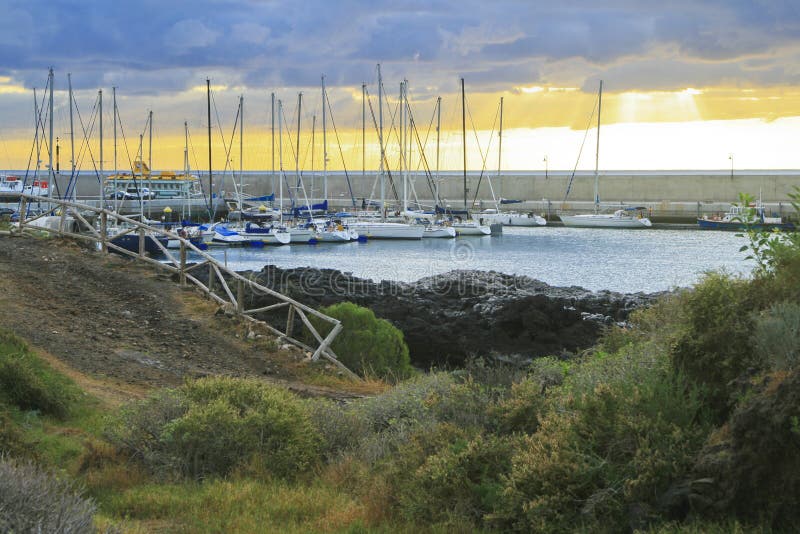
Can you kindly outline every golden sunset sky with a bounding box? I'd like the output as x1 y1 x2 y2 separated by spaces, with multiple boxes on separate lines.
1 1 799 172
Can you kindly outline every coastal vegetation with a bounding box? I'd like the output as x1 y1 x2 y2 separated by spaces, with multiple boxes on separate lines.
1 190 799 532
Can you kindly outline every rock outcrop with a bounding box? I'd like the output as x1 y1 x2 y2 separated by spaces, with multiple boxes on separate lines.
235 267 662 368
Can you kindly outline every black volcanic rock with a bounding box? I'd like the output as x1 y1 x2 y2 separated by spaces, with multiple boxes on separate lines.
235 266 662 368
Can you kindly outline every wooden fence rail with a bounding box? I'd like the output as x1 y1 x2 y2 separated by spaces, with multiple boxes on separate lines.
11 194 358 380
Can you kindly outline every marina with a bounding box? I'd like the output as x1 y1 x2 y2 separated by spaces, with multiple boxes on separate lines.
182 226 753 293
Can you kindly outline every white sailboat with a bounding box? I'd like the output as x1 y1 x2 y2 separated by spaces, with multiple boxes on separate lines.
560 81 652 229
451 78 491 237
350 65 423 240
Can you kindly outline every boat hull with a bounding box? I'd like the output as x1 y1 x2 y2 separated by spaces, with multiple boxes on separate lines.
422 226 457 238
315 229 352 242
453 223 491 236
560 214 652 228
110 234 169 254
507 214 547 226
697 218 795 231
347 222 424 239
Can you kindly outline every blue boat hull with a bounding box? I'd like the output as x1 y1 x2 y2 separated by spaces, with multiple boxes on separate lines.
111 234 169 254
697 218 796 231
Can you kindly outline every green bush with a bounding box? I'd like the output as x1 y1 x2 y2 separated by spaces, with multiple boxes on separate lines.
753 301 800 371
106 377 321 480
0 330 78 419
313 302 412 380
671 272 763 419
395 429 516 527
495 350 709 532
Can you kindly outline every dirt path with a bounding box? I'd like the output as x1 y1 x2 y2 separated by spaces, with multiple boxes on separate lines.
0 235 366 403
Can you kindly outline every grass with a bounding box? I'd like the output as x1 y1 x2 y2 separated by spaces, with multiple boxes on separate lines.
104 478 376 533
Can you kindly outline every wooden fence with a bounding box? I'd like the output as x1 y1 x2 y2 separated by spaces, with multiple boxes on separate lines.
12 194 357 380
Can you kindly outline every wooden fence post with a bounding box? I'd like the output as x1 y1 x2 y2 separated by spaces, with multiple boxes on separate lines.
208 263 215 294
236 278 244 314
179 241 187 286
138 228 146 257
100 212 108 253
18 198 27 232
286 306 296 337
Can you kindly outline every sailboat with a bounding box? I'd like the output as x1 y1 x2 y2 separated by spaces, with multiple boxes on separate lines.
347 65 424 239
450 78 491 237
560 81 651 229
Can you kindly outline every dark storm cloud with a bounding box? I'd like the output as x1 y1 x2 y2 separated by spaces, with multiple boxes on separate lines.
0 0 798 95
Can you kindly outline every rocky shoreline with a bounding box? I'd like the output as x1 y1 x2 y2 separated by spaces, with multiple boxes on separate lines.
229 266 664 368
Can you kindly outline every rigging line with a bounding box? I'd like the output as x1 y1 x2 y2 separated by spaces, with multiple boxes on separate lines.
364 87 400 202
64 92 101 201
21 80 52 194
407 104 439 205
324 88 357 207
186 126 212 213
562 96 599 205
469 99 501 209
210 90 238 190
277 104 297 205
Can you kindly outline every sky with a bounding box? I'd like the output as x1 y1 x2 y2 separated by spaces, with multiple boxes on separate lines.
1 0 799 171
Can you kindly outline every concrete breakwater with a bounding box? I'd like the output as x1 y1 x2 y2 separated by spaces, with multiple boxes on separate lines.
28 168 800 221
214 266 662 368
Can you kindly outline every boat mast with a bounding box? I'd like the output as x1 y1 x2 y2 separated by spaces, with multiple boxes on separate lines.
378 63 385 221
68 73 75 200
401 80 406 213
271 92 276 197
112 87 117 213
311 114 316 203
278 99 284 224
148 110 153 171
206 78 213 220
322 75 328 204
239 95 244 208
594 80 603 214
461 77 467 212
435 96 441 208
33 88 40 184
147 110 153 219
495 96 503 211
361 82 366 194
48 68 54 200
99 89 103 205
184 120 189 220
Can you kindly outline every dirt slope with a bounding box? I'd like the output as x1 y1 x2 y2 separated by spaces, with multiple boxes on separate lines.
0 235 362 403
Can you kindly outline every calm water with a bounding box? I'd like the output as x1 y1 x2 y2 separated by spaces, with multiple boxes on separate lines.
188 227 753 293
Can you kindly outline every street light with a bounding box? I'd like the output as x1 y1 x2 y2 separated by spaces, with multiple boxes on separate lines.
543 155 548 180
729 153 734 180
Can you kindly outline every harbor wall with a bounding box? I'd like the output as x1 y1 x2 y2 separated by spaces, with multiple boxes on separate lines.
25 169 800 219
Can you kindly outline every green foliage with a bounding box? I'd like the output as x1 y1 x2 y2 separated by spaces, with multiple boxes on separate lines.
392 425 516 528
0 455 97 534
736 187 800 278
314 302 412 380
753 301 800 371
494 350 709 533
671 272 763 419
0 329 79 419
106 377 321 480
0 407 27 457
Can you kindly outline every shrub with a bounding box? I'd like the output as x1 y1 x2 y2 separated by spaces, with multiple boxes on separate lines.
0 330 78 419
313 302 412 380
671 272 763 419
0 455 96 533
395 429 516 527
495 350 709 533
753 301 800 371
106 377 321 480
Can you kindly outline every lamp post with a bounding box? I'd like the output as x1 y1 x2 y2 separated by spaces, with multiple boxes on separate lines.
729 153 734 180
543 155 548 180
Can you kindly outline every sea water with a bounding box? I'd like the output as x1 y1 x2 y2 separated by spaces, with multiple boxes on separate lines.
187 227 752 293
